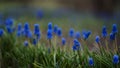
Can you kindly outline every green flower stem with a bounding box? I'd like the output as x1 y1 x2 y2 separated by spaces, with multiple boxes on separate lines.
115 36 118 53
105 38 109 53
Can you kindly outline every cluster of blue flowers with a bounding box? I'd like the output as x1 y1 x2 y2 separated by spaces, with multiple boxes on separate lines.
0 18 120 66
83 31 91 40
72 39 80 51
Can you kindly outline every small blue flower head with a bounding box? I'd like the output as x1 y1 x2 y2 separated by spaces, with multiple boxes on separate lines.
110 32 115 40
88 57 94 66
23 23 32 38
34 24 41 38
24 41 29 47
57 28 62 37
36 10 44 19
6 25 13 34
62 37 66 45
17 23 22 31
23 30 32 38
73 39 80 46
83 31 91 40
0 29 4 37
69 28 74 38
72 45 78 51
75 31 80 39
72 39 80 51
5 18 14 26
33 38 37 45
53 25 58 34
48 22 52 30
95 36 100 43
102 26 107 37
113 54 119 64
47 29 52 39
16 31 21 37
24 22 29 31
112 24 118 34
27 30 32 38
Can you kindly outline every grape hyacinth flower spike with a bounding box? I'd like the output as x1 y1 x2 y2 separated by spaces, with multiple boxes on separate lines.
48 22 52 30
16 23 22 37
102 26 107 38
23 22 32 38
75 31 80 39
69 28 74 38
110 32 115 41
17 23 22 31
72 39 80 51
53 25 58 34
5 18 14 27
6 25 13 34
34 24 41 39
57 28 62 37
33 38 37 45
95 36 100 44
113 54 119 64
62 37 66 45
83 31 91 40
24 41 29 47
88 57 94 66
47 29 52 40
0 29 4 37
112 24 118 34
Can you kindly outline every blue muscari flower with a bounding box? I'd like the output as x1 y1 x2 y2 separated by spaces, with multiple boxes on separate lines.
88 57 94 66
16 23 22 37
72 39 80 51
110 32 115 40
83 31 91 40
24 22 29 31
57 28 62 37
23 30 32 38
48 22 52 30
102 26 107 37
113 54 119 64
73 39 80 46
69 28 74 38
95 36 100 43
6 25 13 34
112 24 118 34
5 18 14 26
47 29 52 39
34 24 41 39
72 45 78 51
24 41 29 46
36 10 44 19
17 23 22 31
33 38 37 45
75 31 80 39
16 31 21 37
62 37 66 45
23 23 32 38
0 29 4 37
27 30 32 38
53 25 58 34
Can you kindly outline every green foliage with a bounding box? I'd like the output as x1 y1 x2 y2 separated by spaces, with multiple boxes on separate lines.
0 33 120 68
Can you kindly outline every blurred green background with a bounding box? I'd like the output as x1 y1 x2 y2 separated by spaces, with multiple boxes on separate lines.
0 0 120 39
